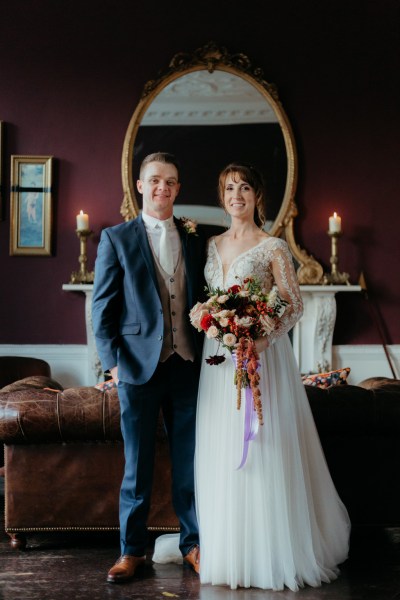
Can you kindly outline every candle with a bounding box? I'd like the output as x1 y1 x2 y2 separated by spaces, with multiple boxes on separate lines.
76 210 89 231
328 212 341 233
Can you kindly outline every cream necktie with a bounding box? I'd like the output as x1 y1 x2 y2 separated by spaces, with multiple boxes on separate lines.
158 220 174 275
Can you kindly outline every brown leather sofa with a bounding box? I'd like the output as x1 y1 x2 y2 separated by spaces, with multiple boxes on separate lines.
0 356 52 474
0 356 51 389
0 375 177 549
1 375 400 549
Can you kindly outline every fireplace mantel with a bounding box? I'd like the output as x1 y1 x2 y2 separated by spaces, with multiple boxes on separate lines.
293 285 361 374
63 283 361 383
62 284 103 384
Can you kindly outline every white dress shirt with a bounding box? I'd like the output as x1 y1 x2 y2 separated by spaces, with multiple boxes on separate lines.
141 212 181 272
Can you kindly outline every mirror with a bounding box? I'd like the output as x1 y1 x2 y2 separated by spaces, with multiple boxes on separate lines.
121 43 323 284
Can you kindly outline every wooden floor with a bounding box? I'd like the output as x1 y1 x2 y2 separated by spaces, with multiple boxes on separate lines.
1 478 400 600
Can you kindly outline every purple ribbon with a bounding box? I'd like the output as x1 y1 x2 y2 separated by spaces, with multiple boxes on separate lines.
232 353 260 469
236 385 259 469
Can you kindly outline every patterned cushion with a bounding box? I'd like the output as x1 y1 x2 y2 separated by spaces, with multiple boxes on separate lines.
94 378 117 391
302 368 350 389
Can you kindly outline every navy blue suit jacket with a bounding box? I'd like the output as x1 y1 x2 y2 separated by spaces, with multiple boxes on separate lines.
92 214 206 385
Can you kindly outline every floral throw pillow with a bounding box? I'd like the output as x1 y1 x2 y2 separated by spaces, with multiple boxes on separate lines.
94 378 117 391
302 367 351 388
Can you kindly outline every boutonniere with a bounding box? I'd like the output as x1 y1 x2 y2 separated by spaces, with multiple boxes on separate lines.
179 216 198 236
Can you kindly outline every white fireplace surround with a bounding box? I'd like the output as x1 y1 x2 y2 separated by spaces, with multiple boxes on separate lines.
2 284 399 389
61 283 363 384
51 282 398 387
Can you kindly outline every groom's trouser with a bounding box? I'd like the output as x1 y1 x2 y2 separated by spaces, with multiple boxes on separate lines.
117 353 200 557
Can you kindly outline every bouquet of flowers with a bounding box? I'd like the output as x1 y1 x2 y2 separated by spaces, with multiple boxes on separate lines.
189 277 288 426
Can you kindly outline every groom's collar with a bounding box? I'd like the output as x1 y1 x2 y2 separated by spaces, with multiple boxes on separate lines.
141 212 174 230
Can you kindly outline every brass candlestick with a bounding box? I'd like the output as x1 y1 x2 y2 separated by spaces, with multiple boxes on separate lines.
323 231 350 285
69 229 95 284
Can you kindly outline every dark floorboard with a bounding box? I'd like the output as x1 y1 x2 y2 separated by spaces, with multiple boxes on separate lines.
1 478 400 600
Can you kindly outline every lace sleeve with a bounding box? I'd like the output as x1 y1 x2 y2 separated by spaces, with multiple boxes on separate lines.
267 240 303 345
204 237 220 289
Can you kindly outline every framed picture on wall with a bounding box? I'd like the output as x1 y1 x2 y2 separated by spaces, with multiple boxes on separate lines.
10 155 53 256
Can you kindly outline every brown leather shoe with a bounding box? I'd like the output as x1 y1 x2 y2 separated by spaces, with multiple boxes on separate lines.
107 555 146 583
183 545 200 574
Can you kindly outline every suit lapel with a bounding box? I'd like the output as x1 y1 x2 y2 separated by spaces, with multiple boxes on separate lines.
134 214 159 292
175 216 196 306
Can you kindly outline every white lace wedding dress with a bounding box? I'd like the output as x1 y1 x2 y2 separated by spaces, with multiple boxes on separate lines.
153 236 350 592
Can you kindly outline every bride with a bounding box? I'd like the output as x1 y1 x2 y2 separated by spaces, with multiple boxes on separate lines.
155 163 350 591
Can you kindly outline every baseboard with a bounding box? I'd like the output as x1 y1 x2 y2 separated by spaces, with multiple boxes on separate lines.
1 343 399 389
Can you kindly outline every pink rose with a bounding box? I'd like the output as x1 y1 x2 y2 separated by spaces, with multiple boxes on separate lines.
189 302 208 331
206 325 219 339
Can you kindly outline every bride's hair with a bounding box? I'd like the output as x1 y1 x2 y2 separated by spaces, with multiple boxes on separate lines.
217 163 266 228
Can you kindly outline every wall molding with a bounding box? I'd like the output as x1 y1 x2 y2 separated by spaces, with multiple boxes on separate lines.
1 344 399 388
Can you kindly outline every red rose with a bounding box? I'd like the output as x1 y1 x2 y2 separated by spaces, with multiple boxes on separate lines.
227 284 241 294
200 314 215 331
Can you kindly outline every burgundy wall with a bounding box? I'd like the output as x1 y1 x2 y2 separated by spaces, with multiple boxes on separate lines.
0 0 399 345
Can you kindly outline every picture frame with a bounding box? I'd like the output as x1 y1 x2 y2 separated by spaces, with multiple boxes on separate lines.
10 155 53 256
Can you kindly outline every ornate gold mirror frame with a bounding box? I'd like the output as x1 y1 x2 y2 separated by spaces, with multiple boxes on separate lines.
121 43 323 284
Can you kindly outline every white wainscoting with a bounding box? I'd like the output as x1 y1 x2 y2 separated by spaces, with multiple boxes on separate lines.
0 345 89 388
1 343 399 388
332 344 400 385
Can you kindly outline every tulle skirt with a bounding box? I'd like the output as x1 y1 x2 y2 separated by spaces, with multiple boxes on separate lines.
194 334 350 591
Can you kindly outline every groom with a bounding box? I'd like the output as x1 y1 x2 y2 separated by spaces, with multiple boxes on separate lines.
92 152 204 583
